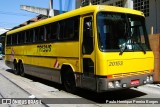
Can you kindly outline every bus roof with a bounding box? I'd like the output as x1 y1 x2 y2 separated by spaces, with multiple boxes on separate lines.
7 5 144 35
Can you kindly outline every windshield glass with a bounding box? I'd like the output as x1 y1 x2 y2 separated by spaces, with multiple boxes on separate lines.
97 12 150 52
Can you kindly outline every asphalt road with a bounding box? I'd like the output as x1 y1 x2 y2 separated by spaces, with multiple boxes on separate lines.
0 59 160 107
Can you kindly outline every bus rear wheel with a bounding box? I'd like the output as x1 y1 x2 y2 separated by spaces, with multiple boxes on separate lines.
13 60 19 75
61 67 76 93
18 62 25 77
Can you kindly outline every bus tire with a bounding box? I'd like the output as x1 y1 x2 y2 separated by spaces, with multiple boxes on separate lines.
61 67 76 93
19 61 25 77
13 60 19 75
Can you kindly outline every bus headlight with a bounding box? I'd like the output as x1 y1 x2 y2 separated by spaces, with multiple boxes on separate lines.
149 76 153 81
108 82 114 88
115 81 121 88
146 76 150 82
143 80 147 84
122 83 127 88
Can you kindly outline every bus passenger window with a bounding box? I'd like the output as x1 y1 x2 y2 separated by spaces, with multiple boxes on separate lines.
63 19 74 40
59 17 80 41
44 26 47 41
18 33 21 44
59 21 64 40
29 30 34 42
35 28 39 42
50 23 58 40
7 36 11 45
25 31 28 43
73 17 80 40
18 32 24 44
46 24 52 41
25 30 31 43
37 27 45 42
12 34 17 45
32 29 36 42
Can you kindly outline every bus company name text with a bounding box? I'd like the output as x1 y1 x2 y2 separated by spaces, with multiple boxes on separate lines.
37 45 52 52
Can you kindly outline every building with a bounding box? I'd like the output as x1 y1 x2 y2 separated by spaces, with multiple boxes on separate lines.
12 9 62 30
0 28 8 35
0 28 9 54
76 0 160 34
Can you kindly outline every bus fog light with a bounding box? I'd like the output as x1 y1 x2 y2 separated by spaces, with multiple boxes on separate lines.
143 80 147 84
108 82 114 88
122 83 127 88
150 76 153 81
146 76 150 82
115 81 121 88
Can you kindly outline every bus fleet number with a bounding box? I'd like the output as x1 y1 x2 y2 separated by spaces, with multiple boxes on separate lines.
109 61 123 66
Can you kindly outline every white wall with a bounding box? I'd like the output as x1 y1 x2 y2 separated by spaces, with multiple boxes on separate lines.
124 0 133 8
0 28 8 35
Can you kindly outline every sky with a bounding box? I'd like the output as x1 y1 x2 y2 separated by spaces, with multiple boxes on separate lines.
0 0 75 29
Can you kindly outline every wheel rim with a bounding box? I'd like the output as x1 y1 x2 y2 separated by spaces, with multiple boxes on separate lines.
14 63 19 75
63 71 76 93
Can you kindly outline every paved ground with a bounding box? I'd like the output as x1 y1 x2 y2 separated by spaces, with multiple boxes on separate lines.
0 59 160 107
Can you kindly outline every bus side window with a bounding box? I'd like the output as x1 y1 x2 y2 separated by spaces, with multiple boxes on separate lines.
37 27 45 42
65 17 79 40
44 26 47 41
25 30 32 43
60 16 79 41
7 36 11 45
64 19 74 40
46 24 51 41
32 29 36 42
29 29 34 42
59 21 64 40
74 17 80 40
12 34 17 45
18 32 23 44
50 22 58 40
20 32 25 44
35 28 39 42
25 31 28 43
39 27 43 41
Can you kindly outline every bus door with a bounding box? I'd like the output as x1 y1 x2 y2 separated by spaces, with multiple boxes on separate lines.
80 15 96 90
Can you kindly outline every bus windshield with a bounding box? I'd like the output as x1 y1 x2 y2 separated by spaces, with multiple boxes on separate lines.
97 12 150 53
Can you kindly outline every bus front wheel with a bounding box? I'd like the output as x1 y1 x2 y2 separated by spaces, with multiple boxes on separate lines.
61 67 76 93
18 61 25 77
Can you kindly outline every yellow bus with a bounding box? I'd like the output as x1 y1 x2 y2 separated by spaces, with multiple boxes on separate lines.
5 5 154 93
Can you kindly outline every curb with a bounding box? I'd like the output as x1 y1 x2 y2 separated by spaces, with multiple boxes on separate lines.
146 84 160 89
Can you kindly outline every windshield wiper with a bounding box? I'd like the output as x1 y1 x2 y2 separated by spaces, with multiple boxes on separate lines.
119 15 131 55
119 43 126 55
137 43 146 54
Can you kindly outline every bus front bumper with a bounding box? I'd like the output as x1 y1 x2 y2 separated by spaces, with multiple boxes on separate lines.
97 73 154 92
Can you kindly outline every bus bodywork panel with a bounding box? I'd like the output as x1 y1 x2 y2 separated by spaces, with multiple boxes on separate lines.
96 51 154 76
5 41 79 83
95 50 154 92
5 42 79 57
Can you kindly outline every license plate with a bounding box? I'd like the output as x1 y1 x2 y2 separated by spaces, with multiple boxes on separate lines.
131 80 140 85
